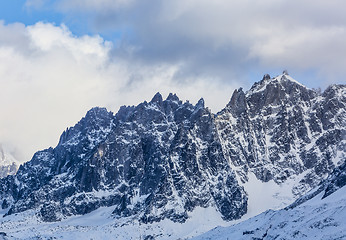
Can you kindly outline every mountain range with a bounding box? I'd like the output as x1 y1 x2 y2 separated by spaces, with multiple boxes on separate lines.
0 71 345 239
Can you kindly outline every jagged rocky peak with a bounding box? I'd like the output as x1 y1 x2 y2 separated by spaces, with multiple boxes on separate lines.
323 84 346 100
82 107 114 130
166 92 180 102
262 73 271 80
223 88 246 116
0 144 20 178
58 107 114 147
223 71 317 117
144 92 208 122
150 92 163 104
85 106 112 118
249 70 306 94
243 71 317 115
195 97 205 109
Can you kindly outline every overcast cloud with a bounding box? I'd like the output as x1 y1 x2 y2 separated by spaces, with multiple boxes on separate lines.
0 0 345 162
55 0 346 85
0 21 236 161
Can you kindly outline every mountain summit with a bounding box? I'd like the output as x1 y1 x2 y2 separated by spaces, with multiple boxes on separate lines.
0 144 20 178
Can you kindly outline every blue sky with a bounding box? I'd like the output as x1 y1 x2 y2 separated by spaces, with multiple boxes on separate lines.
0 1 60 26
0 0 89 36
0 0 346 161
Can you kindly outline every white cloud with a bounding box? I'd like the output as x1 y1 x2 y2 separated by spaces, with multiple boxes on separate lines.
0 21 237 162
7 0 346 161
0 22 118 162
249 26 346 69
45 0 346 86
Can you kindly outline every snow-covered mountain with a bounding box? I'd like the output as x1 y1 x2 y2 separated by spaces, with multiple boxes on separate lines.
191 161 346 240
0 144 20 178
0 72 345 239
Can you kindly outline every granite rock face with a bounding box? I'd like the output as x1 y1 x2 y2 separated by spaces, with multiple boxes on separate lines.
216 72 345 196
0 73 345 223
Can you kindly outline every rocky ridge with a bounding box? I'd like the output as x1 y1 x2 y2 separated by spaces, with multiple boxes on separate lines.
1 93 247 223
0 72 345 224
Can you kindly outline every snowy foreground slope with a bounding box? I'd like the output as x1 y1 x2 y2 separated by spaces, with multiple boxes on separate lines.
192 187 346 240
192 162 346 240
0 205 229 239
0 72 345 239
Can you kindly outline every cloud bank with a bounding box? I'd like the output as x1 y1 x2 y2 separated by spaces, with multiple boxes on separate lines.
2 0 346 162
55 0 346 85
0 21 236 162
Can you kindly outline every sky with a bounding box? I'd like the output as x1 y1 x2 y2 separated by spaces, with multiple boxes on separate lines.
0 0 346 162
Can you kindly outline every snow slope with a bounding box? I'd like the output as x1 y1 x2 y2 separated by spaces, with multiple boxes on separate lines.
0 205 231 239
240 171 308 219
191 170 346 240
